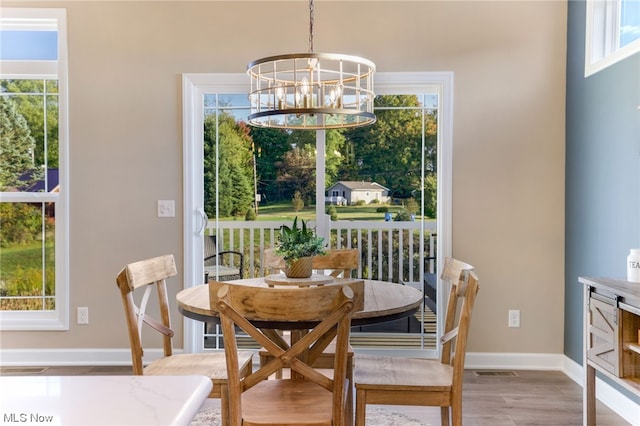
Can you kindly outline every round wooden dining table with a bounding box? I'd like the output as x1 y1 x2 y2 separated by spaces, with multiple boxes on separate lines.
176 277 424 327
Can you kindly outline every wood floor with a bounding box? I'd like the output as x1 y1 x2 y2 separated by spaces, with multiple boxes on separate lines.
0 366 629 425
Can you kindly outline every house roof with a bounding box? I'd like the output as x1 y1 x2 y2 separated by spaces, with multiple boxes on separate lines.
17 168 59 192
330 181 389 191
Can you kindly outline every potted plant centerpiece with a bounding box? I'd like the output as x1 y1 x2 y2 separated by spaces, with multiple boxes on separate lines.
275 217 326 278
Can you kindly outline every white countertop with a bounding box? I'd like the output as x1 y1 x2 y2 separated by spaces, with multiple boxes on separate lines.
0 375 212 425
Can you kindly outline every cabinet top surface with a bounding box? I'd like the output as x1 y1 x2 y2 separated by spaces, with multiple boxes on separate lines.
579 276 640 304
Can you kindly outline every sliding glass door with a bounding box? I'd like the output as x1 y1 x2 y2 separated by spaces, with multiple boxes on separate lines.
182 72 452 357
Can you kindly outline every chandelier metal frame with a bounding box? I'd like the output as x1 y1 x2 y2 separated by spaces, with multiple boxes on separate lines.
246 0 376 130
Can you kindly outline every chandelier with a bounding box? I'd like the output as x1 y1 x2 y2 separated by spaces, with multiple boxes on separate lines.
247 0 376 130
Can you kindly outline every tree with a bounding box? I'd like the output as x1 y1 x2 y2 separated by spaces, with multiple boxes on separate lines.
0 96 42 191
0 203 42 247
0 80 59 169
249 126 291 202
204 113 254 217
276 146 316 205
286 129 346 189
342 95 437 199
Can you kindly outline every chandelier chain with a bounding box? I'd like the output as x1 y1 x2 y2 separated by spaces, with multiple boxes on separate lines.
308 0 314 53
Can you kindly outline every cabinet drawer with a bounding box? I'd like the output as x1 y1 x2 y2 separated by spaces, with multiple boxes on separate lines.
588 295 620 376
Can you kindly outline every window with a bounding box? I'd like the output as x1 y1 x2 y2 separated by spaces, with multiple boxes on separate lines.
0 8 69 330
585 0 640 76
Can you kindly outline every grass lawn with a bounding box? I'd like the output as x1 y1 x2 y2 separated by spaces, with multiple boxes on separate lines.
0 241 55 300
1 242 53 277
235 203 420 222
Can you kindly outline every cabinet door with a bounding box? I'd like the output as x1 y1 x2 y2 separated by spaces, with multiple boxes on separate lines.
588 296 620 376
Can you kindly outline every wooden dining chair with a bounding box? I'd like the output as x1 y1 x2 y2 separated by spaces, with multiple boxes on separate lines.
354 257 480 426
312 248 359 278
115 254 253 426
262 247 286 275
213 281 361 426
259 248 359 414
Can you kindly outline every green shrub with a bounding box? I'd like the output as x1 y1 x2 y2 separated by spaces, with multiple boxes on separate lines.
376 206 389 213
394 211 413 221
245 208 256 221
0 203 42 247
327 206 338 221
292 191 305 212
405 197 419 215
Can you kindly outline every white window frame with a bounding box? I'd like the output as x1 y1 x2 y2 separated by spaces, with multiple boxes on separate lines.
181 72 453 355
585 0 640 76
0 8 69 330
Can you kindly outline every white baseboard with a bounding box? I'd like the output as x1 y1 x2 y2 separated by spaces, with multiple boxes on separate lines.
0 348 164 366
1 349 638 424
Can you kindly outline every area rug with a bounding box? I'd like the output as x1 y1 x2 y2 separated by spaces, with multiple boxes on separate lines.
190 406 430 426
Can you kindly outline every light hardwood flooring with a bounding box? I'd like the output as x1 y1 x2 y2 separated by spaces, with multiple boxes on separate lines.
0 366 629 425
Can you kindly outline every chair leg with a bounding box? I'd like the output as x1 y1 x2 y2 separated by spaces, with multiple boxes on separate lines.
345 360 353 426
451 397 462 426
355 388 366 426
220 384 229 426
440 406 450 426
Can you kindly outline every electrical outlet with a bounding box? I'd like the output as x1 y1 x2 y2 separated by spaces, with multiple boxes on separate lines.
508 309 520 328
77 307 89 325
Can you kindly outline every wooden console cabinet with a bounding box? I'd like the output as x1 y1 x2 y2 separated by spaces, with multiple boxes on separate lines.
579 277 640 426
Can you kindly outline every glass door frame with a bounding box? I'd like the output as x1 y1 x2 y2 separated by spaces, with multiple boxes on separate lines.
182 72 454 356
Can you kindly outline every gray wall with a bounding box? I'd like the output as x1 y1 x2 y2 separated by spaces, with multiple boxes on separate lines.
565 0 640 401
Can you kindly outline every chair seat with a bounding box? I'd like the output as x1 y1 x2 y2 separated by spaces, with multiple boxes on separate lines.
205 265 241 279
241 379 334 426
355 354 453 391
144 351 253 396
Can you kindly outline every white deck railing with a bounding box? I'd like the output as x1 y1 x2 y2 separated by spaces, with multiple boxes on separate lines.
206 219 437 283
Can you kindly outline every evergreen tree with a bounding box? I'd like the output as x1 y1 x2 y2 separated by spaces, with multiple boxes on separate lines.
0 96 42 191
204 113 254 217
1 80 59 169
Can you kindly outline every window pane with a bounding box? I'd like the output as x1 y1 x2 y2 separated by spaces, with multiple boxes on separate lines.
0 202 55 311
0 30 58 61
1 79 59 192
620 0 640 47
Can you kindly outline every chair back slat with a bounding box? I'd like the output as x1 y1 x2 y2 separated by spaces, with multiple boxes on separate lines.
262 248 359 278
451 271 479 387
312 249 359 278
440 257 475 366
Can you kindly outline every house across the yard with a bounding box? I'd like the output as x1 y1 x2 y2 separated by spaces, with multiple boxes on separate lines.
326 181 391 205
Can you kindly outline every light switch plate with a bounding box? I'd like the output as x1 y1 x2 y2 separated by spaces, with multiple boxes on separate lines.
157 200 175 217
508 309 520 328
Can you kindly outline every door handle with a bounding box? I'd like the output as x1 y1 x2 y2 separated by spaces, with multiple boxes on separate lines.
197 209 208 235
